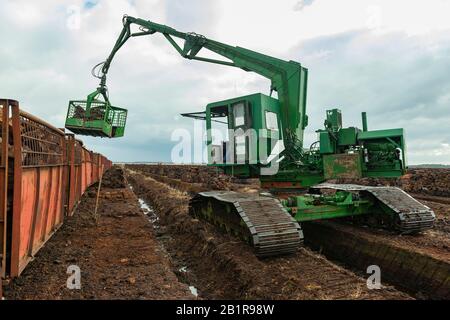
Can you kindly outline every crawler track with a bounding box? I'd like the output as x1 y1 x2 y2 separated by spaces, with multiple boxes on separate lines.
314 183 436 233
190 191 302 257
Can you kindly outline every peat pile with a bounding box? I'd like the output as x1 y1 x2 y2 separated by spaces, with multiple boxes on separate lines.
128 164 232 190
99 166 127 188
334 168 450 197
401 168 450 197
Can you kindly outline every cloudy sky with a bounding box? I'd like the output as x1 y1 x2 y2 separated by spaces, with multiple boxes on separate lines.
1 0 449 164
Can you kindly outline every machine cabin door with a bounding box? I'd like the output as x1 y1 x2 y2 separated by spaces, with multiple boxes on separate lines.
264 110 282 162
232 101 251 164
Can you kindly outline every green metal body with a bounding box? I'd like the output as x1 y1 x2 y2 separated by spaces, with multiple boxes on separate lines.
280 186 405 227
72 15 408 224
314 109 405 180
282 191 373 222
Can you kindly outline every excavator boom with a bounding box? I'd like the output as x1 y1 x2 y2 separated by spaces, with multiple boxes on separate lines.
94 15 308 154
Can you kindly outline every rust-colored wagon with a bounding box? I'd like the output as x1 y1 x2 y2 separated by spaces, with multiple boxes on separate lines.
1 99 112 279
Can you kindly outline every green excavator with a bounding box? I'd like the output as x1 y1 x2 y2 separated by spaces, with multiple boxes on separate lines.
66 15 435 257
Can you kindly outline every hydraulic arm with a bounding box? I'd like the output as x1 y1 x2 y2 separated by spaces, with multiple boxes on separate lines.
83 15 308 159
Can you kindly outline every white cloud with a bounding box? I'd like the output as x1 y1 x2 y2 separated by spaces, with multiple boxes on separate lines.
214 0 450 54
0 0 449 164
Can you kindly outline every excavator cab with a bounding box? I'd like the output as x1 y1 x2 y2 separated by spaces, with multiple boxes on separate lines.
182 93 283 178
65 89 127 138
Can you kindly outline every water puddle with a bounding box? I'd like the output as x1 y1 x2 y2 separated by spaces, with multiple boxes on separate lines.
139 199 159 227
130 185 160 228
129 183 199 298
189 286 198 297
179 266 188 273
178 266 198 297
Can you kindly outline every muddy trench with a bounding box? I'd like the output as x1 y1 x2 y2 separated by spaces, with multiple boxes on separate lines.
124 166 411 300
125 164 450 300
126 169 258 300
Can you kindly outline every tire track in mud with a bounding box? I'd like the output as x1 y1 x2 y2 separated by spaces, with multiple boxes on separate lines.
124 167 411 300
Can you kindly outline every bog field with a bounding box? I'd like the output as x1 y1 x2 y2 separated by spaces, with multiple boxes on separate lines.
3 164 448 300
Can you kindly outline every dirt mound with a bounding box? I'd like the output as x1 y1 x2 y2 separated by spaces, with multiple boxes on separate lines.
402 169 450 197
128 164 233 190
128 165 450 197
100 166 127 188
128 164 260 194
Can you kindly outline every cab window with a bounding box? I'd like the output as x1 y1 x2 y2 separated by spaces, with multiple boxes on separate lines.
233 102 245 127
265 111 279 131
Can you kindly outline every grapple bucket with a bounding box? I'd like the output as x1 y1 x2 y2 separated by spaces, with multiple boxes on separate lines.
65 95 127 138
